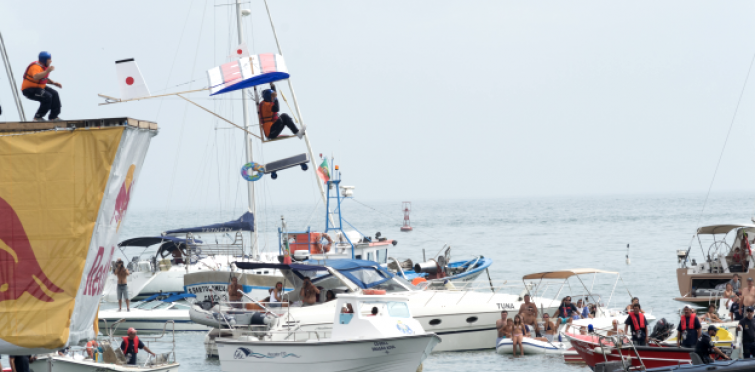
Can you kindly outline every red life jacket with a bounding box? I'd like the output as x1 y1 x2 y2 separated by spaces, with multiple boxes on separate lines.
122 336 139 355
628 312 646 331
680 313 696 331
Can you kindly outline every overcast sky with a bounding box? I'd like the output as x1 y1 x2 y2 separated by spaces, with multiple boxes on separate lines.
2 1 755 213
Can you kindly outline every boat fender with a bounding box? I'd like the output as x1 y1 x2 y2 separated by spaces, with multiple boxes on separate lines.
241 162 265 182
363 289 386 295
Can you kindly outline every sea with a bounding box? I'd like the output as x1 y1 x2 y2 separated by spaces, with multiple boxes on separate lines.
4 192 753 371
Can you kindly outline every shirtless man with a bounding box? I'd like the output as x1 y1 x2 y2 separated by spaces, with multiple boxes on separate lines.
700 304 722 323
745 278 755 308
228 276 243 308
496 310 511 344
115 259 130 312
607 319 624 336
300 277 320 305
518 294 539 330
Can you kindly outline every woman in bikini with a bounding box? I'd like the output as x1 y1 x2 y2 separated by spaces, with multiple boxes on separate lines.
700 304 722 323
512 314 527 356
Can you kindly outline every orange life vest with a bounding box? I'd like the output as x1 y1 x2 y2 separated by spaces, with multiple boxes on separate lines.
122 336 139 355
681 313 696 331
22 62 48 90
259 100 279 137
628 312 646 331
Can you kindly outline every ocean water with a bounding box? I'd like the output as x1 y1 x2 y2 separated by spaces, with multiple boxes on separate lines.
5 192 752 371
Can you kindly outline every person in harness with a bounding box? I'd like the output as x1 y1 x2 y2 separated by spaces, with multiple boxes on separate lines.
695 325 730 364
677 306 702 348
623 303 649 346
258 83 304 140
120 328 156 365
21 51 62 121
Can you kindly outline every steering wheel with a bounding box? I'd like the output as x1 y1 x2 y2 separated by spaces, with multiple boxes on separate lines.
707 240 731 261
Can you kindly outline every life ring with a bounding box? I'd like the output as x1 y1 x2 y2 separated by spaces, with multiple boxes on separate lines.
363 289 386 295
411 277 427 286
241 162 265 182
311 233 333 254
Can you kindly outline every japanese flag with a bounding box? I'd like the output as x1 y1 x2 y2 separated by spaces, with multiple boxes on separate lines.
230 43 250 59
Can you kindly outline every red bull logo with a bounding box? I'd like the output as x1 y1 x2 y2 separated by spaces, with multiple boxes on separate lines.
111 165 136 232
0 196 64 302
84 246 115 296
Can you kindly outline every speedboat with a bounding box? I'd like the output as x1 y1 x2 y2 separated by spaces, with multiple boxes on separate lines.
675 224 755 305
98 293 209 333
495 337 571 355
387 247 494 290
596 359 755 372
216 294 440 372
200 259 556 356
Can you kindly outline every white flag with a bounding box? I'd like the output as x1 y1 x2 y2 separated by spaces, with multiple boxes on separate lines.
230 43 250 59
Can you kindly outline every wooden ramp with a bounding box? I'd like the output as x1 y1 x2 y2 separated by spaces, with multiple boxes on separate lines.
0 117 158 133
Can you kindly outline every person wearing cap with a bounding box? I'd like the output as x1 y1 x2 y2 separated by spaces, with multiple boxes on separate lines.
21 51 62 121
695 325 730 364
114 258 130 312
120 328 156 365
677 306 701 348
738 306 755 358
258 83 304 140
624 303 649 346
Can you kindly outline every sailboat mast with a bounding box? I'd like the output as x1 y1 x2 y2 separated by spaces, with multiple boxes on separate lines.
236 0 258 258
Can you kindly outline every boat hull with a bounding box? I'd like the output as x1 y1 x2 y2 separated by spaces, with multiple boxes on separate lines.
216 334 440 372
567 334 698 369
33 356 179 372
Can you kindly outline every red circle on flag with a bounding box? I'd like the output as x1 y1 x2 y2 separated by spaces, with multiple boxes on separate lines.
126 77 135 85
237 49 243 55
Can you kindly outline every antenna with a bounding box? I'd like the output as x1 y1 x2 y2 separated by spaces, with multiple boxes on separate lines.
626 244 630 265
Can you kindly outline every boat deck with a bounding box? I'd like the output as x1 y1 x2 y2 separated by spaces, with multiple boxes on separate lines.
0 117 158 132
674 296 720 304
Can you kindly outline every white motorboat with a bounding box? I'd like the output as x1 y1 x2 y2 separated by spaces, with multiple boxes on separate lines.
387 247 494 290
216 294 440 372
34 320 179 372
98 293 209 333
201 259 556 356
496 337 571 355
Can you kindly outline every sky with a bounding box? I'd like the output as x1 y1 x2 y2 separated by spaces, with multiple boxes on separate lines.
2 1 755 213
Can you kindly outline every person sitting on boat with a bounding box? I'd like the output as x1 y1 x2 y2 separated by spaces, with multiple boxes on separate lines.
518 294 538 326
700 304 723 323
496 310 511 344
607 319 624 336
511 315 528 356
326 290 336 302
258 83 304 140
723 283 735 303
228 276 243 309
738 306 755 359
341 303 354 314
677 306 702 348
624 303 649 346
554 296 577 325
171 246 185 264
120 328 156 365
300 276 320 306
732 294 745 321
625 297 645 313
575 299 590 318
268 281 284 308
539 313 557 342
695 325 730 364
730 274 742 292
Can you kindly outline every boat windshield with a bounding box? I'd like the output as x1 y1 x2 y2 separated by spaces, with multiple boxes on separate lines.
387 302 411 318
370 277 416 292
133 301 168 310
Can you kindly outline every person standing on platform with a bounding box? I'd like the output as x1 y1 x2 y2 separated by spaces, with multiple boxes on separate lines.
114 259 130 312
739 306 755 358
21 51 62 121
677 306 702 348
624 303 649 346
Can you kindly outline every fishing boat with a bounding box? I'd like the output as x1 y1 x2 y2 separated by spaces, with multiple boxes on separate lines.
215 294 440 372
675 224 755 305
97 293 209 333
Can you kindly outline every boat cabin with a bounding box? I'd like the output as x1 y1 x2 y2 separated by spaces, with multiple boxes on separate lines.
332 294 426 340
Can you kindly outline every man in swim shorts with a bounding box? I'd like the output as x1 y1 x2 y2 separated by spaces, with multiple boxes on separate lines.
496 310 512 345
554 296 577 325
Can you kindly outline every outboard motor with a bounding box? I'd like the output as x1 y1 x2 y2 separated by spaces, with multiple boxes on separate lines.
649 318 673 342
249 312 277 337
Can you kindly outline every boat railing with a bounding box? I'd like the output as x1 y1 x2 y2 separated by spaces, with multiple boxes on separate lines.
594 333 646 371
229 326 332 342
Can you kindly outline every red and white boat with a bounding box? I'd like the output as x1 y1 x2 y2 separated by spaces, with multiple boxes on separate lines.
564 333 704 370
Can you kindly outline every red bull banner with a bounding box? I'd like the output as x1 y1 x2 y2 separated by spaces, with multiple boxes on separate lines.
0 123 155 354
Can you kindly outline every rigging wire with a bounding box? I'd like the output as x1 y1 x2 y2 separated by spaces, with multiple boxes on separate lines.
695 48 755 228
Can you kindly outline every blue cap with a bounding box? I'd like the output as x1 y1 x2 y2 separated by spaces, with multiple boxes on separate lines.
587 324 594 332
38 51 51 63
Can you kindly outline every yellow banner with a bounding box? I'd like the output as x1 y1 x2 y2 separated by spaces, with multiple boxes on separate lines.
0 127 124 349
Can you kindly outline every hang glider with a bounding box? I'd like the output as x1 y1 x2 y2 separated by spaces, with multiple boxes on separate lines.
207 53 289 96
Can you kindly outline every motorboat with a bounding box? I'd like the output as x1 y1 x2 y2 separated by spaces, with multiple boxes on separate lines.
595 359 755 372
200 259 556 356
675 224 755 305
387 247 494 290
98 293 209 333
215 294 440 372
495 337 572 355
33 320 179 371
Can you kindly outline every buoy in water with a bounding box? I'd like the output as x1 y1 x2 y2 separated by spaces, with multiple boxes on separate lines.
401 201 413 232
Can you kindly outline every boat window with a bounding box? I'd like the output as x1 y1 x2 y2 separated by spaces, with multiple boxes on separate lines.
154 302 172 310
367 252 374 262
346 268 386 286
134 301 164 310
376 249 381 264
298 269 330 280
371 277 416 292
387 302 410 318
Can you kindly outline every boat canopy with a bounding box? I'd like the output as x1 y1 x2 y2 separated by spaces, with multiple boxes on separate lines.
164 212 254 235
696 224 755 235
207 54 289 96
118 236 200 248
522 268 618 280
235 259 398 289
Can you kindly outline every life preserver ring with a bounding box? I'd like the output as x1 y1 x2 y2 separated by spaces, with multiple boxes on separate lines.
311 233 333 254
363 289 386 295
241 162 265 182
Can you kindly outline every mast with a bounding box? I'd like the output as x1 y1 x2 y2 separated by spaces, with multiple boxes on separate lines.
236 0 258 257
263 0 329 213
